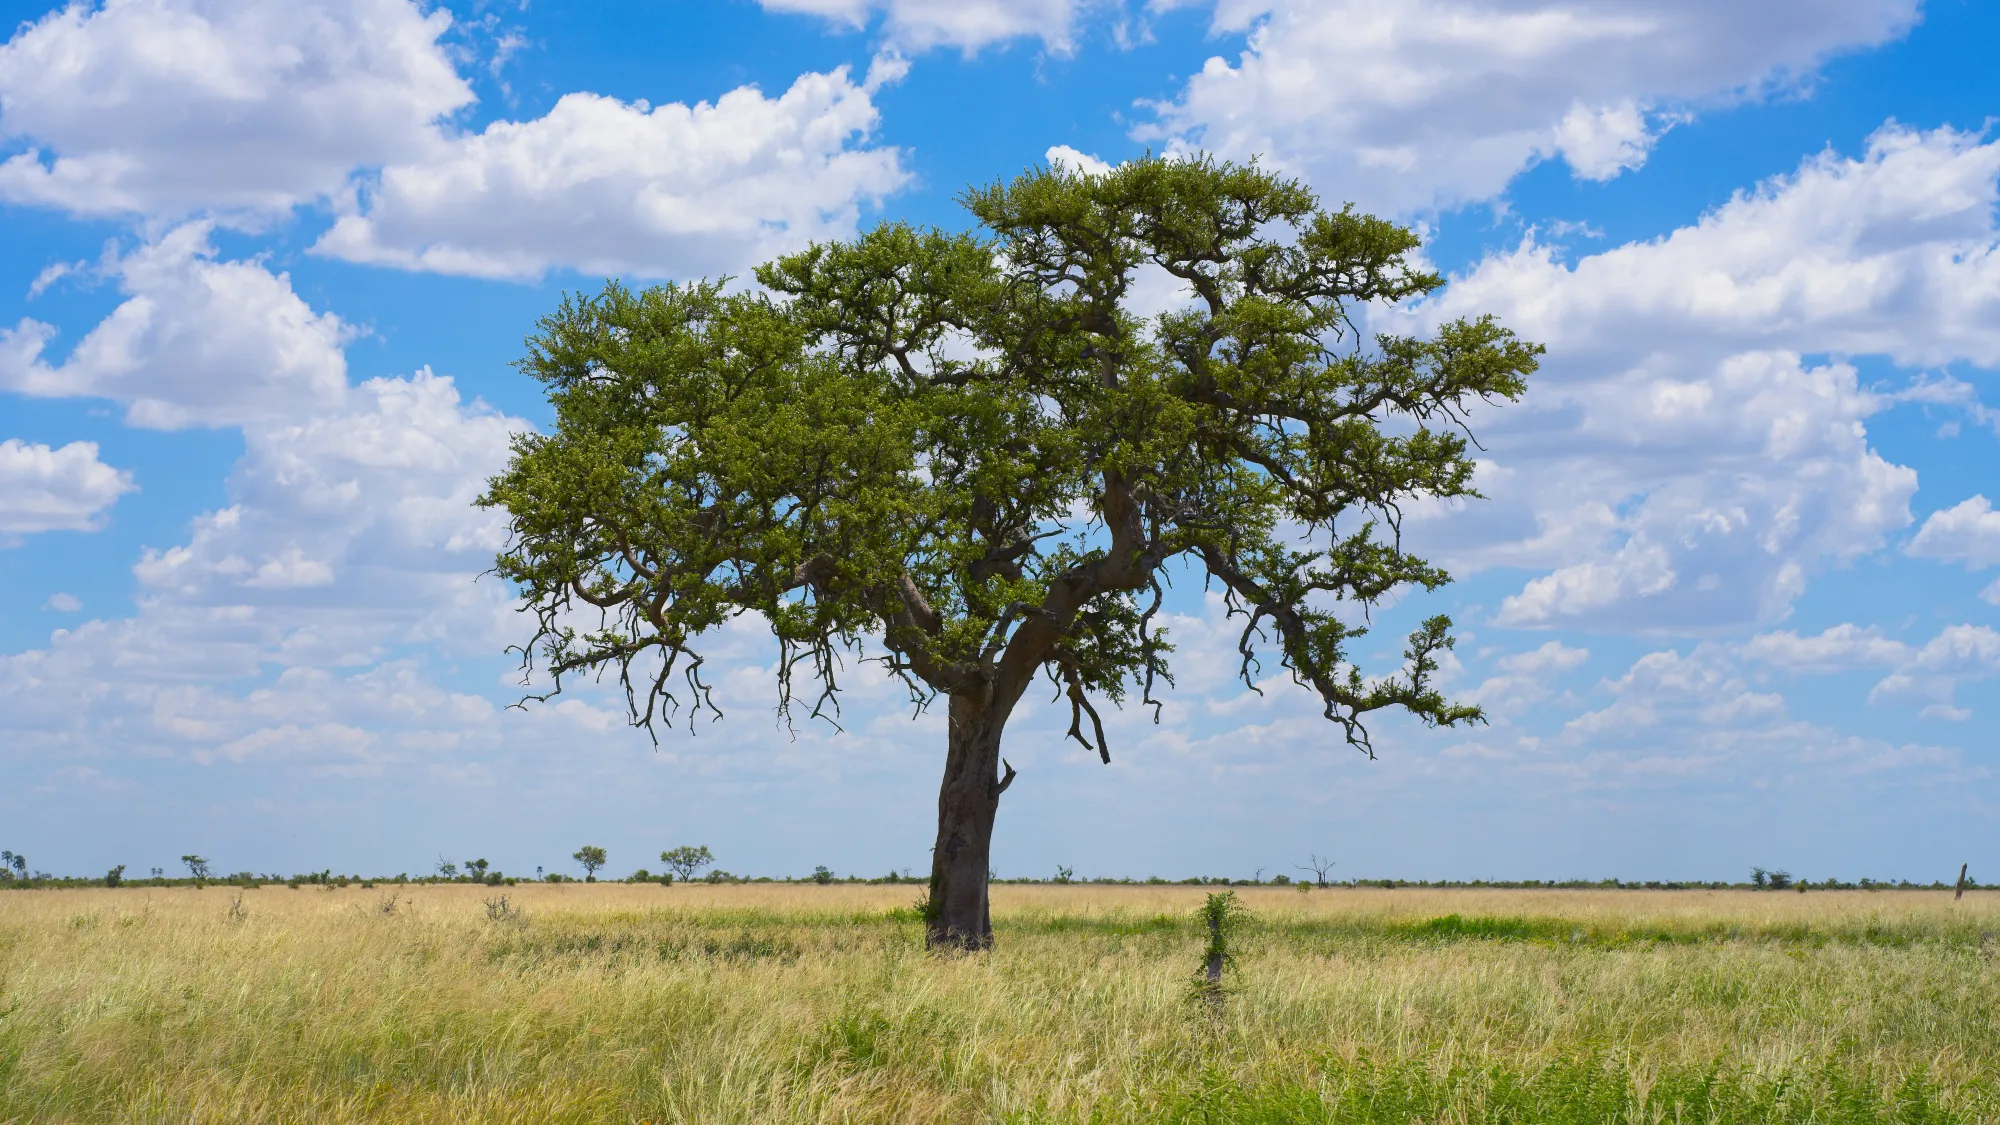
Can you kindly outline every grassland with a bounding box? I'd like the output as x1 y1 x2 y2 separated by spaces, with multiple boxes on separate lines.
2 884 1996 1123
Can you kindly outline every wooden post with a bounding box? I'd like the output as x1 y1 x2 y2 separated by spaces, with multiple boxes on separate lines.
1956 862 1969 901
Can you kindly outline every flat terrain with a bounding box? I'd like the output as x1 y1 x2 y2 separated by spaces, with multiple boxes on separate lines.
1 884 1996 1123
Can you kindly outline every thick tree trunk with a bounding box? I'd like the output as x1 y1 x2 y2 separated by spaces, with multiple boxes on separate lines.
926 691 1011 949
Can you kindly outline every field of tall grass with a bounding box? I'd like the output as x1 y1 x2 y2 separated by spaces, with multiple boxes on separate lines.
2 884 1995 1123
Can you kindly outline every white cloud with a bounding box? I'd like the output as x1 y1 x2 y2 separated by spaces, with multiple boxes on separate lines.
1426 127 2000 368
760 0 1087 53
0 0 471 219
1465 640 1588 716
1395 125 2000 630
1496 640 1590 677
0 224 351 428
312 66 908 280
0 3 906 285
1143 0 1918 213
1907 624 2000 675
1498 540 1676 624
1046 145 1112 175
1555 645 1935 783
1741 622 2000 717
44 593 82 612
1476 351 1914 629
0 438 135 537
26 260 81 298
1908 496 2000 570
1742 624 1907 673
0 368 535 767
126 368 520 620
1549 99 1657 181
0 228 542 767
1567 647 1781 739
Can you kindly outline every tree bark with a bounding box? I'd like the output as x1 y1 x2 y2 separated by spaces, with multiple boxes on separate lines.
926 690 1011 949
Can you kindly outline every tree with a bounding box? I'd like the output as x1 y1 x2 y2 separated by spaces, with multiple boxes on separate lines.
660 844 714 883
437 859 459 880
465 858 491 881
573 845 607 881
483 156 1538 949
182 855 210 888
0 850 19 880
104 864 126 888
1297 854 1337 888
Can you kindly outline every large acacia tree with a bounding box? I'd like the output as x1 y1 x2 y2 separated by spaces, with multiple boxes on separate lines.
482 156 1539 949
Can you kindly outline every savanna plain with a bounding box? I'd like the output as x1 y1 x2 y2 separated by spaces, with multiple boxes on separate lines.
1 884 1995 1123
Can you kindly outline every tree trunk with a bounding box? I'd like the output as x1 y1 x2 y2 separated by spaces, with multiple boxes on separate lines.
926 690 1011 949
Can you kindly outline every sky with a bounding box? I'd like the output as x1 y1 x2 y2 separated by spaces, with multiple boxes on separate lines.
2 0 1998 885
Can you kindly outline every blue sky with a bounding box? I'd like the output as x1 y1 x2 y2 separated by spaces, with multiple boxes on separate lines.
3 0 1999 884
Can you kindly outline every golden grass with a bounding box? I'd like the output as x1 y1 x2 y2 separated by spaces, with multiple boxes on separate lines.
2 884 1996 1123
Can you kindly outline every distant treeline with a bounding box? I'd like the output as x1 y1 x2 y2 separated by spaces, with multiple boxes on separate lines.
0 869 1980 892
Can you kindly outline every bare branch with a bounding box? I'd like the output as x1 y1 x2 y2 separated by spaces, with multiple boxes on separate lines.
993 757 1017 798
1062 662 1111 765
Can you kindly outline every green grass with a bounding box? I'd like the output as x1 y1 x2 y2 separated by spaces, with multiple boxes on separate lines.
1 885 1995 1123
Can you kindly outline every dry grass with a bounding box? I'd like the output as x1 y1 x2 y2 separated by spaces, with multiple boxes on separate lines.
2 884 1996 1123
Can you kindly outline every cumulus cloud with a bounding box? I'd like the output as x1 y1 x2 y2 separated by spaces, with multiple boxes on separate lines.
1464 639 1589 716
1046 144 1112 175
1425 127 2000 368
312 65 909 280
759 0 1087 53
1908 496 2000 570
1496 640 1591 677
0 0 471 219
1548 642 1962 783
1742 623 1908 672
1742 622 2000 717
127 369 520 625
0 224 351 428
0 228 537 767
0 439 134 537
1390 125 2000 630
1566 647 1785 740
1864 625 2000 712
0 2 906 285
0 368 533 768
1142 0 1918 213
